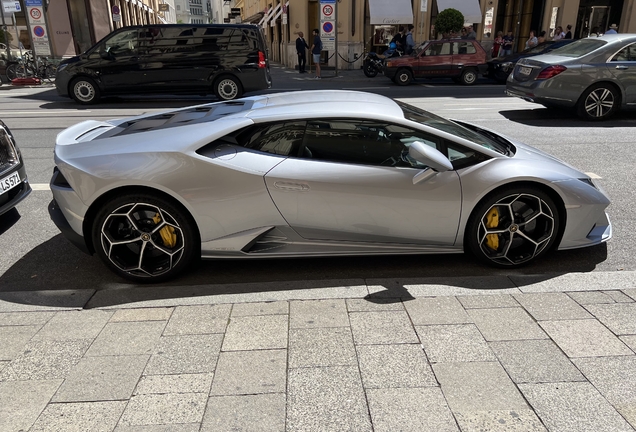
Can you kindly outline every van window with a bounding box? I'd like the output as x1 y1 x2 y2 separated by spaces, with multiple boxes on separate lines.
138 26 234 55
103 29 138 57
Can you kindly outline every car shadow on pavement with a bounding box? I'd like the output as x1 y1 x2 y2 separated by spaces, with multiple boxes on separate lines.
0 208 20 236
0 233 608 308
499 108 635 127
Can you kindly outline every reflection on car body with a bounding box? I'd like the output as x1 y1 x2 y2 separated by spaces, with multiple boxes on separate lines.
0 120 31 216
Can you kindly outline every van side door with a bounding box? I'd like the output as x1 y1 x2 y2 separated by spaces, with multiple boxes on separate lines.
96 29 142 92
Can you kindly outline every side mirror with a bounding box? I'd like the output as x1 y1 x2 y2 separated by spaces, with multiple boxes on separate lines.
408 141 453 172
100 50 113 60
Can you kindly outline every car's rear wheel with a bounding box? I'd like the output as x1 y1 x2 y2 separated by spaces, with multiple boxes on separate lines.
92 193 198 283
577 83 619 121
466 187 560 267
459 68 478 85
214 75 243 100
394 68 412 86
70 77 100 104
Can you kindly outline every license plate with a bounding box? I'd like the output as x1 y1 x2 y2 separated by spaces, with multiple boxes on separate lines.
519 66 532 75
0 172 20 194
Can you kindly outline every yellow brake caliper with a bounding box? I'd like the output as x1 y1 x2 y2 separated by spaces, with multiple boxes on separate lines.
153 213 177 248
485 207 500 250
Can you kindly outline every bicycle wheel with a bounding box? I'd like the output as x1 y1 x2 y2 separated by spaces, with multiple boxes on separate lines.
44 64 57 82
6 63 18 81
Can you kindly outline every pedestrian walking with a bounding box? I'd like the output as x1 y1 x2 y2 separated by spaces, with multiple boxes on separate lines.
310 29 322 79
295 32 309 73
405 24 415 54
502 30 514 56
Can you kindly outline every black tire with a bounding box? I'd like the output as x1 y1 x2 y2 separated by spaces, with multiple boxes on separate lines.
466 186 561 268
44 64 57 82
70 77 101 104
214 75 243 100
459 68 478 85
6 63 18 81
363 60 378 77
394 68 412 86
92 193 199 283
576 83 619 121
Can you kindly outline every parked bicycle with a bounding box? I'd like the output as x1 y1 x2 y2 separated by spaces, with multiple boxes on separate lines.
6 51 57 83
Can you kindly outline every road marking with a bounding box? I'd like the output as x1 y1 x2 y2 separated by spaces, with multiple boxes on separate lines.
30 183 50 190
585 172 603 179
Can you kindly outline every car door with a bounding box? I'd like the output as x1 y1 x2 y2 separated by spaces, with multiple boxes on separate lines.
607 42 636 104
452 41 478 77
264 119 462 246
415 42 453 78
96 28 143 92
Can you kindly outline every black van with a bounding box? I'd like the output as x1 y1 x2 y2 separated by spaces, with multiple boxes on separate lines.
55 24 271 104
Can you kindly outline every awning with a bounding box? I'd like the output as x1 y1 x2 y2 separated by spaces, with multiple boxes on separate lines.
244 12 264 24
369 0 413 25
260 3 281 27
436 0 482 25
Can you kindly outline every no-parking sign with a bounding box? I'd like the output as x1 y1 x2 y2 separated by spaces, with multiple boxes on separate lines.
319 0 336 51
25 0 51 56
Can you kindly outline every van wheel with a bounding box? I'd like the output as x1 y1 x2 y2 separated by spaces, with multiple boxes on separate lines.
70 77 100 104
214 76 243 100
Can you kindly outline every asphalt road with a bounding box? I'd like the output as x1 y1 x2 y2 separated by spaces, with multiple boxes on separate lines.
1 67 635 292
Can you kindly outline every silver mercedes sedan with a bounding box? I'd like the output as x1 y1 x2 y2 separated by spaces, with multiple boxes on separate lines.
506 34 636 120
49 91 611 282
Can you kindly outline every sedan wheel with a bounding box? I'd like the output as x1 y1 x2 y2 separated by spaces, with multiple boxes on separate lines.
92 194 198 282
577 84 619 121
467 188 560 267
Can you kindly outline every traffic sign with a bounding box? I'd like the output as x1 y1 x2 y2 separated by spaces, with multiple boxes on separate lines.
2 0 20 13
322 4 333 17
112 5 121 22
33 25 45 37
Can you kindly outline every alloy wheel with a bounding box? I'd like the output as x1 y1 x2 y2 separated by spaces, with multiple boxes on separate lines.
584 88 615 118
476 193 554 265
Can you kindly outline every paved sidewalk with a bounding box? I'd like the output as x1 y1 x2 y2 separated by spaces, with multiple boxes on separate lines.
1 272 636 431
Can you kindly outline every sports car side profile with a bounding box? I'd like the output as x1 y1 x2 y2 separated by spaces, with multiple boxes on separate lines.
49 91 611 282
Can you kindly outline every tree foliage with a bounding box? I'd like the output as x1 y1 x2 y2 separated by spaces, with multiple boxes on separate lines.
435 8 465 37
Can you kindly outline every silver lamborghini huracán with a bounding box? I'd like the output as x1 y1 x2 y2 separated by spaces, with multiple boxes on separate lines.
49 91 611 282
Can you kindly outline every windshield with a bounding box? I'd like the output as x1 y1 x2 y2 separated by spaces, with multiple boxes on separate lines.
548 39 607 57
398 102 507 154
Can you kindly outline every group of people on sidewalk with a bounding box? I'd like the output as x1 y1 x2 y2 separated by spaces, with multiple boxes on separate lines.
295 29 323 78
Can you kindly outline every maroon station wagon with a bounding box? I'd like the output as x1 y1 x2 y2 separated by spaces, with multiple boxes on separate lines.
384 40 488 86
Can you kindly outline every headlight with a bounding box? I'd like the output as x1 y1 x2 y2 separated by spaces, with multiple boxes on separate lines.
57 63 68 73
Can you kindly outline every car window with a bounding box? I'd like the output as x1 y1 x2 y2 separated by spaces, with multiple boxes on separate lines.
238 121 306 156
610 43 636 62
447 142 491 170
102 29 138 56
453 42 476 55
300 120 440 168
138 27 233 54
424 43 451 56
548 38 607 57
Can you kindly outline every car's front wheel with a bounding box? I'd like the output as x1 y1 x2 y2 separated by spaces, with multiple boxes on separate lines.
459 68 478 85
70 77 101 104
577 83 619 121
466 187 560 267
394 68 412 86
92 193 199 283
214 75 243 100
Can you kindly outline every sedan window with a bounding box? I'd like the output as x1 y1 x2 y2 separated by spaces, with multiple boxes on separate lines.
548 38 606 57
610 44 636 62
300 120 440 168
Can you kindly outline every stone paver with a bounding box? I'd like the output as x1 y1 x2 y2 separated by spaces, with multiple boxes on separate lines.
201 394 286 432
30 401 126 432
367 387 458 432
115 425 200 432
514 292 592 321
163 304 231 336
0 311 56 326
453 410 546 432
0 339 91 380
231 301 289 317
222 315 288 351
0 325 40 360
574 356 636 427
119 393 208 426
404 296 472 325
31 310 112 341
287 366 372 432
144 334 223 375
568 291 617 305
623 289 636 301
607 290 635 303
290 299 349 328
433 362 528 412
210 349 287 395
622 335 636 352
585 303 636 335
52 355 149 402
135 373 213 395
519 382 634 432
346 298 405 312
540 319 633 357
349 311 419 345
468 307 548 341
356 344 436 388
289 327 356 368
109 308 174 322
417 324 496 363
457 294 519 309
86 321 166 356
489 339 585 383
0 379 62 432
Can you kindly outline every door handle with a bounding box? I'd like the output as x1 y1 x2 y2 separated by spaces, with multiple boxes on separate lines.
615 65 629 70
274 182 310 191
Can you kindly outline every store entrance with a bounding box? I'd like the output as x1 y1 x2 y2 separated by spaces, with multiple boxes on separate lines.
575 0 624 38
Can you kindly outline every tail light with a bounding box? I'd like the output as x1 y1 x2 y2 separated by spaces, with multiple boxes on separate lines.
258 51 266 68
536 65 567 80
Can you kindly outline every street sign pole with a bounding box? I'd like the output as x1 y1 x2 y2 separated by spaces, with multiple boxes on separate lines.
0 4 9 61
334 0 337 77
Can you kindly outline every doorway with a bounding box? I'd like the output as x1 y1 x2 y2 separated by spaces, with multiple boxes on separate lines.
575 0 624 38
